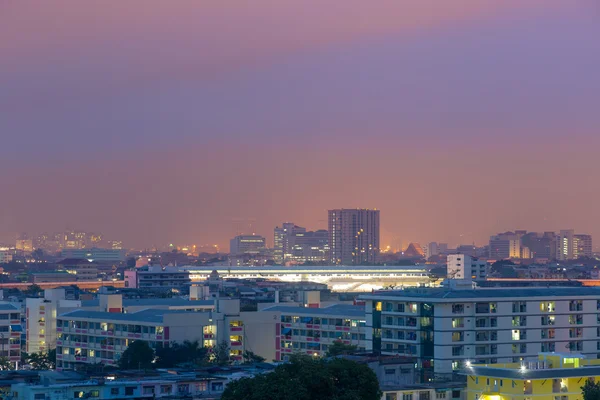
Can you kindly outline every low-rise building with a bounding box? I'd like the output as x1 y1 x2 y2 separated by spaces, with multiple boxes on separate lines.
261 304 367 360
55 309 214 370
57 259 99 281
464 353 600 400
0 303 22 366
124 266 191 291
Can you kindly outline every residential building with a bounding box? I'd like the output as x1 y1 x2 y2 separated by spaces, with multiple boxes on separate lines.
261 304 367 361
26 288 81 354
60 248 126 263
124 266 191 290
55 309 214 370
0 249 13 264
465 353 600 400
361 286 600 380
447 255 488 281
574 234 593 258
58 259 98 281
329 208 380 265
556 229 576 261
11 372 228 399
0 303 22 366
229 235 266 256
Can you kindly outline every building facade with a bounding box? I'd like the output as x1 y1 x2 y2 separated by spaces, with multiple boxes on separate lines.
229 235 266 256
362 286 600 380
465 353 600 400
124 266 191 290
447 255 488 281
329 209 380 265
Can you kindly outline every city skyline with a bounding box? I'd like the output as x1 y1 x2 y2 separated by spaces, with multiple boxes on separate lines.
2 1 599 250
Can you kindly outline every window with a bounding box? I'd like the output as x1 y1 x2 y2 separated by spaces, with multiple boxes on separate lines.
452 346 464 356
436 393 446 399
90 391 99 398
513 302 527 313
452 332 464 342
541 302 555 312
403 393 414 400
143 386 155 395
542 315 555 326
110 388 119 395
512 316 526 327
569 300 583 312
452 318 464 328
125 387 135 396
569 315 583 325
452 304 464 314
512 330 527 340
73 392 84 399
34 395 46 400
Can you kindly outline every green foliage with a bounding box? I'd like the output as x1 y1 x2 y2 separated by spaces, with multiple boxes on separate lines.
0 357 14 371
119 340 155 370
23 351 55 370
155 340 208 368
242 350 265 364
325 340 358 357
582 380 600 400
24 284 43 297
211 341 230 366
221 355 381 400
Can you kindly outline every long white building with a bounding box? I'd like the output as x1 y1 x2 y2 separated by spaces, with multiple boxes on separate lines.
181 265 432 292
361 286 600 380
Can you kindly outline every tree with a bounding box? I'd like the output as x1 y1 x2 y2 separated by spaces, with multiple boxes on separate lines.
126 257 137 268
31 249 45 261
221 355 381 400
119 340 155 370
242 350 265 364
325 341 358 357
0 357 14 371
582 380 600 400
155 340 208 368
210 341 230 366
24 351 55 370
24 284 43 297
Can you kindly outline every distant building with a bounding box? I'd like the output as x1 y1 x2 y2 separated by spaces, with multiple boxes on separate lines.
574 234 593 258
273 223 306 264
424 242 439 259
15 239 33 253
403 243 425 258
328 209 380 265
446 254 488 280
489 232 520 259
556 229 576 261
124 266 191 290
60 248 126 263
57 259 99 281
229 235 266 256
0 249 12 264
288 229 329 264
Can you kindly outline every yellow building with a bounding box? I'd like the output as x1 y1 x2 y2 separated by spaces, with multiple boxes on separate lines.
465 353 600 400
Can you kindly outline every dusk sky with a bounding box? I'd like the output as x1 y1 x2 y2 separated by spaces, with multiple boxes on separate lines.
1 1 599 250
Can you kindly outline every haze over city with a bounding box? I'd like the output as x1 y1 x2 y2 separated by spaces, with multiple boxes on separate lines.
2 0 599 250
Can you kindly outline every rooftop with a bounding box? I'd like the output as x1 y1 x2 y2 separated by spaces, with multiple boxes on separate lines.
466 365 600 380
362 287 600 300
0 303 19 311
80 298 214 308
59 308 210 324
263 304 365 317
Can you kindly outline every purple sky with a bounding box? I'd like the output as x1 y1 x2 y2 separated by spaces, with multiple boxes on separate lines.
1 1 599 250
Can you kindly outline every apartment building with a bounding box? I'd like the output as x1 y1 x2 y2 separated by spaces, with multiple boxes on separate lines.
0 303 22 366
447 255 489 281
26 288 81 353
55 309 214 370
261 304 367 360
464 352 600 400
123 266 192 290
361 286 600 380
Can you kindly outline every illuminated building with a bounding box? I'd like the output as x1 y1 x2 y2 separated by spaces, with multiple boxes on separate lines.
229 234 266 256
182 265 431 292
328 209 380 265
0 248 12 263
556 229 575 261
574 234 592 258
465 353 600 400
362 286 600 379
15 239 33 253
60 248 126 262
489 233 520 259
273 223 306 264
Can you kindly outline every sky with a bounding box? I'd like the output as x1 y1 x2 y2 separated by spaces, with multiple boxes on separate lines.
1 1 599 250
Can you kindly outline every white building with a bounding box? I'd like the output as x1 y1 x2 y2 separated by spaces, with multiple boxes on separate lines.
26 288 82 354
0 303 22 366
361 286 600 380
229 235 266 256
447 255 488 281
556 229 576 261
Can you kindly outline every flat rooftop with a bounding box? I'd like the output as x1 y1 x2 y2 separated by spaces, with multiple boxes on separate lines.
81 298 214 308
263 304 365 318
361 287 600 300
59 308 210 324
466 365 600 380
